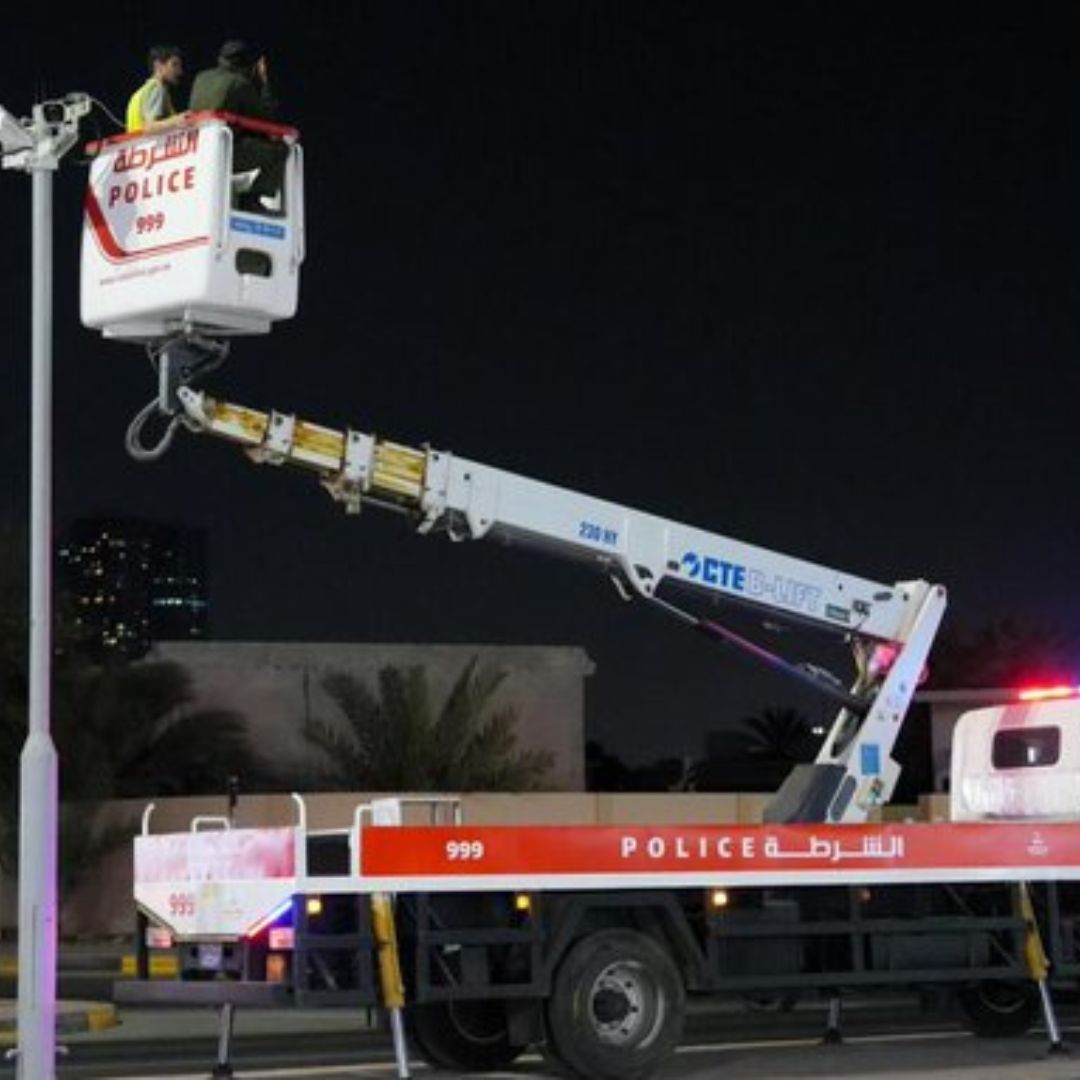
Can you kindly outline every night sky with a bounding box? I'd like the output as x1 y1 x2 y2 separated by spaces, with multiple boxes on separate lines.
3 4 1079 764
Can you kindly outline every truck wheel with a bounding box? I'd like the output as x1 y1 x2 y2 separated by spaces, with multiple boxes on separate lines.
957 980 1040 1037
407 999 522 1072
545 929 685 1080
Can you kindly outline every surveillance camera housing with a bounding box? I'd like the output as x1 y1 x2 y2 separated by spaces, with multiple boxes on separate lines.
62 93 93 121
0 106 33 154
36 94 91 130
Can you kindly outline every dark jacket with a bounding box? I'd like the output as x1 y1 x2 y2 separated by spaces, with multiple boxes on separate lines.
189 60 277 120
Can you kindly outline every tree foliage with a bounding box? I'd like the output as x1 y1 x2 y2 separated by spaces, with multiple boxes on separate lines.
0 524 270 879
51 659 270 800
303 657 554 792
926 617 1080 689
737 706 818 763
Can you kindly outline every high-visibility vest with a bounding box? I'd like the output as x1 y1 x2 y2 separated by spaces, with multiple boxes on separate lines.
126 77 174 133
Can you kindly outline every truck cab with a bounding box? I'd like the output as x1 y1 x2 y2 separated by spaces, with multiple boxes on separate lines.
950 692 1080 821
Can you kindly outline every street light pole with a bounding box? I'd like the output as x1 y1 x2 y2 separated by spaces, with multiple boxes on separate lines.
18 153 60 1080
2 93 90 1080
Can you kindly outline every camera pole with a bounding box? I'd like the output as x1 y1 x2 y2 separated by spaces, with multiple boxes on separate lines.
2 94 88 1080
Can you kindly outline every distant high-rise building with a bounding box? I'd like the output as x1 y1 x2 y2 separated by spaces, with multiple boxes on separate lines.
56 517 209 659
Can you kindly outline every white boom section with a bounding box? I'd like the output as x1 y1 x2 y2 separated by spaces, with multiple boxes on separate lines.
176 387 946 821
180 387 921 636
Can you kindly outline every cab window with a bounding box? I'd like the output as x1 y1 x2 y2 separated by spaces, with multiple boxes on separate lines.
992 726 1061 769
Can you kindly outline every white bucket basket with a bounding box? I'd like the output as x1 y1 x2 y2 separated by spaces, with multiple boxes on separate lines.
80 111 305 341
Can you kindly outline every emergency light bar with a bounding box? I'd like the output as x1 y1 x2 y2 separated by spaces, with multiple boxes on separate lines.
1017 686 1080 702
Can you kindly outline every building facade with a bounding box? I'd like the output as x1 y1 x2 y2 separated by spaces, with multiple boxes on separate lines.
149 641 593 791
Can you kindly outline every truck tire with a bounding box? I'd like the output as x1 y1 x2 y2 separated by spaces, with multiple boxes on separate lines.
407 999 522 1072
544 928 685 1080
957 980 1040 1037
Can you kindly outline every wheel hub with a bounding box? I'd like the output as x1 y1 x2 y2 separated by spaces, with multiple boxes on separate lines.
588 961 657 1046
593 986 632 1025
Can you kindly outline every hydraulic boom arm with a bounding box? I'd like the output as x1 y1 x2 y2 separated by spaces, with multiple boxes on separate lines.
176 385 946 823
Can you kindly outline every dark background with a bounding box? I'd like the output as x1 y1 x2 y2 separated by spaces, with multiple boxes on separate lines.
2 3 1079 764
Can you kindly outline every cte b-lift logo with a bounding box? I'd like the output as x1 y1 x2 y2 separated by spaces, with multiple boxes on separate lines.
680 551 747 591
681 550 823 616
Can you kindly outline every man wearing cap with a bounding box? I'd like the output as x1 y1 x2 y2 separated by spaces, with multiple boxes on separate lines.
189 40 287 211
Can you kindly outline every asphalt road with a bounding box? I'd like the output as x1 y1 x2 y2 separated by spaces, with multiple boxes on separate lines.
10 995 1080 1079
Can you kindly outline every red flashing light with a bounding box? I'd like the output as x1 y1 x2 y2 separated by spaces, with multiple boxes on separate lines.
1017 686 1080 702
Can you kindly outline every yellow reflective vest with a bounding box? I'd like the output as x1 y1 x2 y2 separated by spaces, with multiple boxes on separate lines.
126 78 174 133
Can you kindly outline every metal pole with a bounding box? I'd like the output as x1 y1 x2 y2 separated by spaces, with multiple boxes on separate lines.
17 142 59 1080
211 1002 236 1078
822 994 843 1044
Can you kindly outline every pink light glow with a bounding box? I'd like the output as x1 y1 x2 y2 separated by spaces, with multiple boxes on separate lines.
1017 686 1080 702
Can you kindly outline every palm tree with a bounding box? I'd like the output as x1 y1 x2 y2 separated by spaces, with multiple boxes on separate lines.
0 525 270 801
302 656 554 792
0 655 273 878
738 706 817 763
0 527 273 921
51 658 272 800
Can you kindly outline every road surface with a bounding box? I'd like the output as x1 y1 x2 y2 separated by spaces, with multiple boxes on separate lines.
5 994 1079 1079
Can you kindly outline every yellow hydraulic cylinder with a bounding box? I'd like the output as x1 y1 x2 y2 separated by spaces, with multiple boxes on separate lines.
198 398 271 446
188 392 428 511
371 441 426 502
1018 882 1049 982
371 890 411 1076
1016 881 1065 1052
371 892 405 1010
